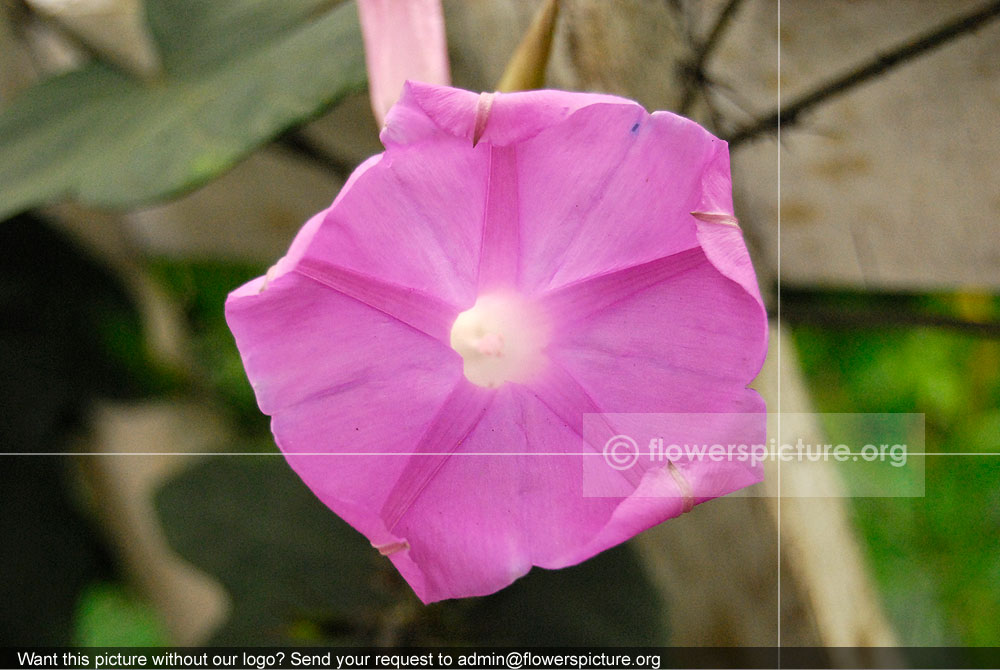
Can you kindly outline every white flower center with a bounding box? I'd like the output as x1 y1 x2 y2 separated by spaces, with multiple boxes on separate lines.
450 294 547 388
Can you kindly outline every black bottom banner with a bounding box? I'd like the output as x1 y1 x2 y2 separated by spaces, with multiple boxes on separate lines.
4 647 1000 670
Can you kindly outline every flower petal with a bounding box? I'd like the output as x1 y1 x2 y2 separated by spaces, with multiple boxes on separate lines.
559 440 763 568
381 81 636 148
516 105 724 293
383 379 760 603
689 135 769 353
477 145 520 291
357 0 450 126
227 270 465 578
295 256 458 345
302 136 489 309
226 270 460 417
385 384 620 602
536 247 706 326
380 379 496 531
547 248 767 401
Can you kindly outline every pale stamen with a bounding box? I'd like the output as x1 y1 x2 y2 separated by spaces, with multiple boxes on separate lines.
450 294 547 388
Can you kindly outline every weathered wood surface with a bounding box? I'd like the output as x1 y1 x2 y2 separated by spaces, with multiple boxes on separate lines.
719 0 1000 288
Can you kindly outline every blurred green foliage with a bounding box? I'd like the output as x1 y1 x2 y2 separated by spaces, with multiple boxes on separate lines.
73 582 169 646
791 290 1000 647
147 258 269 434
0 0 365 221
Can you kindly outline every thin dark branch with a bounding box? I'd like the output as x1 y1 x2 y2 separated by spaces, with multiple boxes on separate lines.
776 304 1000 339
701 0 744 60
274 129 355 182
679 0 744 116
726 0 1000 147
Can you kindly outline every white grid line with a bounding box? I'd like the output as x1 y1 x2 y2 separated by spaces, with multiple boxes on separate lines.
776 0 783 653
0 452 995 457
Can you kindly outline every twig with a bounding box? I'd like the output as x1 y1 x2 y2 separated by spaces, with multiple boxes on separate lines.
678 0 744 116
726 0 1000 147
776 303 1000 339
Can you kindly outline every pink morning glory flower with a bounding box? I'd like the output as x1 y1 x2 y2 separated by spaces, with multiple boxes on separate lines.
225 82 768 603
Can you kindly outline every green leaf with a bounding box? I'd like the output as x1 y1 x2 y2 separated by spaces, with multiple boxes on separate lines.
155 456 392 644
0 0 366 220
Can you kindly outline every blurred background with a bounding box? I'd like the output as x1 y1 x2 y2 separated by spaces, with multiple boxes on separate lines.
1 0 998 663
